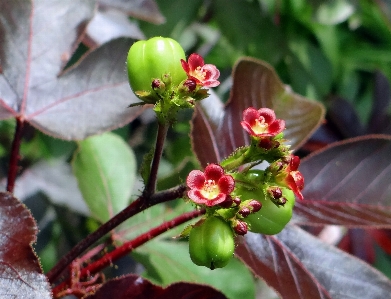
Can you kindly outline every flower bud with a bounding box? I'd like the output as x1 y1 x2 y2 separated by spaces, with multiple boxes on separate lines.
248 200 262 213
268 186 282 199
239 207 251 218
233 220 248 235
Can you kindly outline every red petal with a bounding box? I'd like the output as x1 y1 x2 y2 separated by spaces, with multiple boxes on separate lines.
258 108 276 124
186 170 205 189
204 193 226 206
286 175 304 200
268 119 285 134
204 164 224 181
218 175 235 194
181 59 190 74
240 121 256 136
187 53 204 72
242 107 260 126
289 155 301 171
188 190 208 205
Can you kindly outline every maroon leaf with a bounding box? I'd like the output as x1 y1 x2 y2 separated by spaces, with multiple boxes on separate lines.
98 0 165 24
0 192 51 298
236 226 391 299
0 0 144 140
294 136 391 227
191 57 325 167
85 274 227 299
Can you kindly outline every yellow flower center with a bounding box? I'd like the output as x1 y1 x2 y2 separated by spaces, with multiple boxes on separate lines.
252 118 269 134
193 66 206 81
200 179 219 200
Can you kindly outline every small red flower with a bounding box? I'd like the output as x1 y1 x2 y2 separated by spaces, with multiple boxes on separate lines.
241 107 285 138
186 164 234 207
181 53 220 87
275 155 304 200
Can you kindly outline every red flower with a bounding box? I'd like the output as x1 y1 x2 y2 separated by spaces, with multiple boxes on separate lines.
181 53 220 87
275 155 304 200
186 164 234 207
241 107 285 138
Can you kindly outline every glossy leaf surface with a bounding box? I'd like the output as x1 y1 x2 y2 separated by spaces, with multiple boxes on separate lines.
236 227 391 299
0 0 144 140
73 132 136 222
191 57 325 167
294 136 391 227
0 192 51 298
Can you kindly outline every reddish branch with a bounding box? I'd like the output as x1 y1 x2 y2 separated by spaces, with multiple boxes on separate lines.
7 117 25 193
52 208 205 298
144 121 168 196
47 184 187 284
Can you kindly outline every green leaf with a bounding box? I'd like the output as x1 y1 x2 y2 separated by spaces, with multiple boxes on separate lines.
133 240 255 299
72 132 136 222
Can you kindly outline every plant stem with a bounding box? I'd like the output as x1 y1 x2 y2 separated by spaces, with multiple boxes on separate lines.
144 121 169 196
51 209 205 297
7 117 24 193
47 184 187 284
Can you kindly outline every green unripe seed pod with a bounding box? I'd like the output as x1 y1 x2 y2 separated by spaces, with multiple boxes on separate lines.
239 185 295 235
126 37 187 97
189 216 234 269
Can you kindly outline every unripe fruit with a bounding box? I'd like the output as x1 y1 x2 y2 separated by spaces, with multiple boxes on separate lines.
189 216 234 269
126 37 187 97
238 186 295 235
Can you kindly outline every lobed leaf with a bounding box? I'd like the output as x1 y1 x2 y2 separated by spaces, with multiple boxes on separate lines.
0 0 144 140
72 132 136 222
236 226 391 299
0 192 51 298
294 135 391 227
191 57 325 167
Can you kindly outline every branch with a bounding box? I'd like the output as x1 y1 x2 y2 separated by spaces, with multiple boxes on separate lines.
51 208 205 297
47 184 187 284
144 121 169 196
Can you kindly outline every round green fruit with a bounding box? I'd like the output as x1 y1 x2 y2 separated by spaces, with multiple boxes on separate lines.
126 36 187 96
189 216 234 269
239 187 295 235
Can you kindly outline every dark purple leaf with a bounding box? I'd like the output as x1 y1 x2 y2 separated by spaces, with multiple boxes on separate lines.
0 0 144 140
294 136 391 227
85 274 227 299
98 0 165 24
191 57 325 167
0 192 51 298
236 226 391 299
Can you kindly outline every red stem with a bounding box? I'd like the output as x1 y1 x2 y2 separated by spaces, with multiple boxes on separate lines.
7 117 24 193
144 121 168 196
52 209 205 297
47 184 187 284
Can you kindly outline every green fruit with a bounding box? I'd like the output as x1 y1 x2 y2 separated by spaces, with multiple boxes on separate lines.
126 37 187 96
239 187 295 235
189 216 234 269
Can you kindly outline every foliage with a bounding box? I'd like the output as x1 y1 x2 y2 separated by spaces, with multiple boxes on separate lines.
0 0 391 298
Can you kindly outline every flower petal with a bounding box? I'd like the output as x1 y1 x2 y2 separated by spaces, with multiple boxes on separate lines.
268 119 285 135
258 108 276 124
186 170 205 189
181 59 190 73
218 175 235 194
204 164 224 181
188 190 208 205
204 193 226 206
187 53 205 72
242 107 260 126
